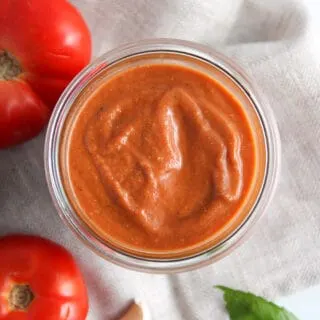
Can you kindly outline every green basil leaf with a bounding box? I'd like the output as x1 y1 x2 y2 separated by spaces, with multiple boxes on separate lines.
216 286 299 320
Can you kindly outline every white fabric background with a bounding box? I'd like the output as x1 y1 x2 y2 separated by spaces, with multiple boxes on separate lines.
1 0 320 319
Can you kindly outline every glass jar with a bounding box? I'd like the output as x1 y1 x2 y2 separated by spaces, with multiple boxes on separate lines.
44 39 281 272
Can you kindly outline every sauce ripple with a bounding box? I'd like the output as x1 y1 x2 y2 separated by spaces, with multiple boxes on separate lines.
64 64 257 252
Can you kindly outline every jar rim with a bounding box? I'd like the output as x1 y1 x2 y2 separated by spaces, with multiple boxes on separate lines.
44 38 281 272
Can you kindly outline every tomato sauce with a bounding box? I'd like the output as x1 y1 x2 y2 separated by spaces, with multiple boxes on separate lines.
62 64 259 255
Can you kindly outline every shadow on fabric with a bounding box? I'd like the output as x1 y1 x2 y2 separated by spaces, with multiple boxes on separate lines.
226 0 308 45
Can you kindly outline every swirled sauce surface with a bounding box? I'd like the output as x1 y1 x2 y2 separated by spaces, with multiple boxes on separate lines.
64 64 257 253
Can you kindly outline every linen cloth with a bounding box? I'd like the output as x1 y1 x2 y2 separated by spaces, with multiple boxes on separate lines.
1 0 320 318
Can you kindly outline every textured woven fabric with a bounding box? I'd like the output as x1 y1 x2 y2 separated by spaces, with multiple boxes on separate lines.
1 0 320 319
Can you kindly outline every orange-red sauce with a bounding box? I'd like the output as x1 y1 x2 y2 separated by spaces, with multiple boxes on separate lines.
63 64 258 254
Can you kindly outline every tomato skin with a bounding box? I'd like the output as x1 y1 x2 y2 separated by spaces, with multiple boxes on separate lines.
0 0 91 148
0 235 88 320
0 81 50 148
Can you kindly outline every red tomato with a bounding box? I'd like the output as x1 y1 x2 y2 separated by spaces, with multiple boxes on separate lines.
0 0 91 148
0 235 89 320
